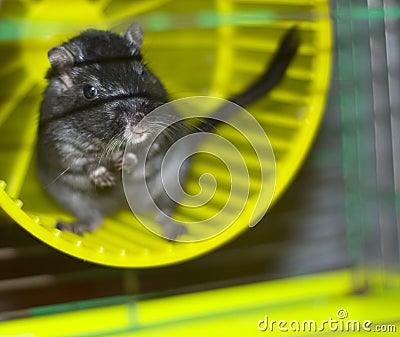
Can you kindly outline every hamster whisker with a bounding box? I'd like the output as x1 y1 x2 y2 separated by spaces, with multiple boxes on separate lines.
45 166 70 188
99 133 125 167
149 122 177 143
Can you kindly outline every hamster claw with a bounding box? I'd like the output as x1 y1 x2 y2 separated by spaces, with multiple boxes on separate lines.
113 151 124 171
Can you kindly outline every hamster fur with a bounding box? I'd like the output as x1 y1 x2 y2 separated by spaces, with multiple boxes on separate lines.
38 23 299 239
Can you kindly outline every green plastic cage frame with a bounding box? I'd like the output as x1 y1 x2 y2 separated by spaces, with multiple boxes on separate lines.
0 0 332 267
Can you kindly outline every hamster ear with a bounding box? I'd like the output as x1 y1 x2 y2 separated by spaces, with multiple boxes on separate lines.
48 46 74 71
124 23 143 49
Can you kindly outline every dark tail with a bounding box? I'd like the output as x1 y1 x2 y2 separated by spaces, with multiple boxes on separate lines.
230 26 300 106
196 26 300 133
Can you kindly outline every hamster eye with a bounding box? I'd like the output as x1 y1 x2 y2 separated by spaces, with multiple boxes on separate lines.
83 84 98 99
140 69 148 81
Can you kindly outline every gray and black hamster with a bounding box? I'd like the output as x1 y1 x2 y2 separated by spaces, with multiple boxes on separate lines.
38 23 299 239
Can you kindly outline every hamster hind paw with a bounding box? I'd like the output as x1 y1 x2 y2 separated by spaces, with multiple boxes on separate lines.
155 213 188 241
162 221 188 241
56 220 101 235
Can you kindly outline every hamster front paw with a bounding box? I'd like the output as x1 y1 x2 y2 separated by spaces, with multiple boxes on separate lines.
89 166 116 187
123 153 138 174
114 152 138 174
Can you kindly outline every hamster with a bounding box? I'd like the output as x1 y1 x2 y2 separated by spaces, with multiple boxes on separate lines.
37 23 299 239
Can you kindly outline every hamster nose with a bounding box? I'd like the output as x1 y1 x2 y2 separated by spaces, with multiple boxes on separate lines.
131 120 148 134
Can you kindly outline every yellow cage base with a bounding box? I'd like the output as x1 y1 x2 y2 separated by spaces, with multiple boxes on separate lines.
0 269 399 336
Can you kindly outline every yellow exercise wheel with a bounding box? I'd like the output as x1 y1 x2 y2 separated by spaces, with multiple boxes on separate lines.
0 0 332 267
